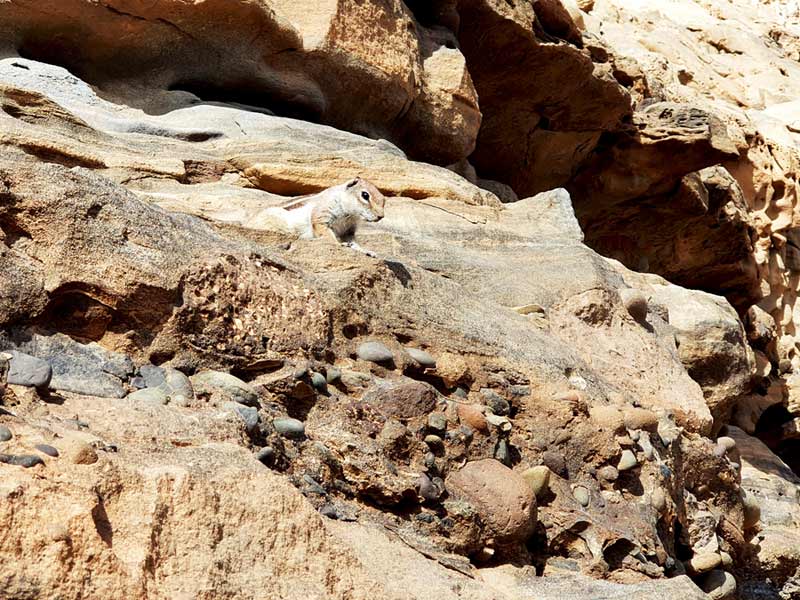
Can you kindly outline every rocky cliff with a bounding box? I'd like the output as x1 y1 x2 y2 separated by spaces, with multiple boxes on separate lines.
0 1 799 598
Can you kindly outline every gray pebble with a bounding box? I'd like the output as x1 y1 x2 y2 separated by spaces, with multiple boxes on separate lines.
0 425 11 442
597 465 619 482
101 357 134 379
415 512 435 523
405 347 436 368
161 368 193 403
192 371 259 407
225 402 260 434
130 376 147 389
427 412 447 433
509 385 530 398
310 372 327 392
273 417 305 439
302 474 326 495
319 503 342 519
417 473 440 502
293 365 309 379
424 452 436 469
35 444 59 457
0 453 44 468
495 439 510 465
6 351 52 388
128 387 169 405
618 449 638 471
424 435 443 450
453 387 468 399
326 368 341 384
357 341 394 363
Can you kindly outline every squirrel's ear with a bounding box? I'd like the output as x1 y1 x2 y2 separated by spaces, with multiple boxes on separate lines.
346 178 359 188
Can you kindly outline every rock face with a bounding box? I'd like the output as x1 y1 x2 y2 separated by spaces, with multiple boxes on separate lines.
1 0 800 598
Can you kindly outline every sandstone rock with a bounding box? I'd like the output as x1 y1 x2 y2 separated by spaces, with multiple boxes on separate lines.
70 442 99 465
363 380 438 421
457 403 488 433
689 551 722 574
701 570 737 600
623 408 658 432
446 459 537 545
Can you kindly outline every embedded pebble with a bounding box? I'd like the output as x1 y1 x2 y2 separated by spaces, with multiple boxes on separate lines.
293 365 309 379
35 444 59 457
481 389 510 416
522 465 551 498
424 451 436 469
325 368 341 384
542 451 567 477
139 364 166 388
689 552 722 574
162 367 194 403
638 434 654 460
417 473 440 502
273 417 305 439
720 551 733 568
225 402 260 434
424 435 443 450
713 444 728 458
405 347 436 368
717 436 736 452
743 492 761 529
623 407 658 432
0 425 11 442
651 487 667 512
573 485 590 507
597 465 619 483
128 387 169 405
495 439 510 464
357 341 394 363
256 447 275 465
617 449 638 471
302 475 326 495
310 372 327 392
6 351 52 388
701 570 737 600
192 370 259 407
427 412 447 433
457 404 488 432
0 454 44 468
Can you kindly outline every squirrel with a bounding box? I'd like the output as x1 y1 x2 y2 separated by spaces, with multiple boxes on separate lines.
251 177 386 257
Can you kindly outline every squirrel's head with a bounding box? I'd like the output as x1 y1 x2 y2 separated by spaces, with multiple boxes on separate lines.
346 177 385 222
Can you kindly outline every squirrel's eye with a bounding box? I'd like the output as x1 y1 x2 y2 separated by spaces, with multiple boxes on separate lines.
361 191 370 201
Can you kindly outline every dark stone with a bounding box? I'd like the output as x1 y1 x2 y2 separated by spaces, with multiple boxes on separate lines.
415 512 435 523
225 402 259 434
102 356 135 379
417 473 440 502
495 439 510 465
427 412 447 433
302 474 326 495
481 389 510 416
0 425 11 442
6 351 52 388
319 503 341 519
0 453 44 468
35 443 59 457
542 451 567 477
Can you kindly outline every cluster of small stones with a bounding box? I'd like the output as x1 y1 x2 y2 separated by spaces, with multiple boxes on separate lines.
0 334 757 594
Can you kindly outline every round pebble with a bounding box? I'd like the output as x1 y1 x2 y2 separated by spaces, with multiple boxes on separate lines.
701 570 737 600
597 465 619 483
35 444 59 458
573 485 590 507
424 435 443 450
481 389 510 416
689 552 722 574
617 449 638 471
405 347 436 368
0 425 11 442
522 465 551 498
0 454 44 468
310 372 327 392
357 341 394 364
273 417 306 439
